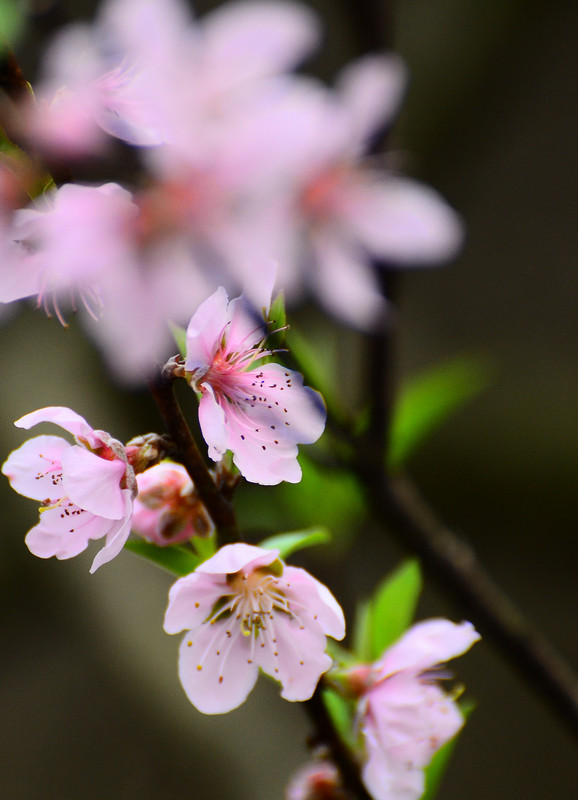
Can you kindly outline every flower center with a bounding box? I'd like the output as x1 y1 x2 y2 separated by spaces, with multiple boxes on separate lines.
224 566 291 637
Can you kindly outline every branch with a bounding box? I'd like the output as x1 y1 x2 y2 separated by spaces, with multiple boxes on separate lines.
148 362 238 542
358 464 578 737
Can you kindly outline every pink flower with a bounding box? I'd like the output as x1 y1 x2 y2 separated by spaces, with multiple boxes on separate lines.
132 461 214 545
263 56 464 329
356 619 480 800
0 181 209 382
163 543 345 714
2 406 136 573
185 286 326 485
23 0 319 159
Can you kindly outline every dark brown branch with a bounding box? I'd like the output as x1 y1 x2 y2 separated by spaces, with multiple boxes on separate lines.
358 467 578 737
148 362 238 542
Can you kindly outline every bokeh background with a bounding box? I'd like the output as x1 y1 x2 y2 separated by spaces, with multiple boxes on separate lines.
1 0 576 798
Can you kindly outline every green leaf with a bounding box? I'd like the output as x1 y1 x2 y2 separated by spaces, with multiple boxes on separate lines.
388 356 492 470
354 560 422 662
192 533 217 561
259 526 331 559
169 321 187 358
352 599 373 662
421 702 475 800
0 1 25 44
267 290 287 351
125 539 201 576
322 688 357 751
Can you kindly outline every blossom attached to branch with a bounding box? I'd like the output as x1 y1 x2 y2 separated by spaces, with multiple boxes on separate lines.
164 543 345 714
184 286 326 485
2 406 136 572
132 460 214 545
352 619 480 800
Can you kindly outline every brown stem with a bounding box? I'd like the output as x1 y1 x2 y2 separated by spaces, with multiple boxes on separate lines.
148 363 238 542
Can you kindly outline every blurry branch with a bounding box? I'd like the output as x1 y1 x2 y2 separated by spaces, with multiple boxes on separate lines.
148 360 238 542
354 454 578 738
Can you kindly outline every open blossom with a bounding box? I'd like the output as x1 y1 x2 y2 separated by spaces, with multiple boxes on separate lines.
164 543 345 714
22 0 319 159
185 286 326 485
260 56 464 329
1 406 136 573
132 461 214 545
355 619 480 800
0 181 209 382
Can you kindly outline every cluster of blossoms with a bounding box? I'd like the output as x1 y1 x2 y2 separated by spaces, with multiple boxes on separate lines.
1 2 480 799
0 0 462 382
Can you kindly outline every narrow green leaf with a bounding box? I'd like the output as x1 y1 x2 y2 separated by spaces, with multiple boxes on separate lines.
259 526 331 559
192 533 217 561
369 560 422 660
388 356 492 470
125 539 201 576
168 321 187 358
0 1 25 44
322 688 357 751
267 290 287 350
421 702 475 800
353 599 373 662
287 328 342 419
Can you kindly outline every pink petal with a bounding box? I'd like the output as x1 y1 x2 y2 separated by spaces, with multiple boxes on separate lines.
25 503 113 561
89 489 135 572
362 728 424 800
310 230 386 329
2 435 70 502
198 385 228 462
185 287 230 371
257 611 332 701
61 445 127 520
367 673 464 770
196 542 279 575
345 175 464 265
284 566 346 640
164 571 225 634
336 54 408 146
378 619 480 677
15 406 100 447
201 1 319 92
177 621 259 714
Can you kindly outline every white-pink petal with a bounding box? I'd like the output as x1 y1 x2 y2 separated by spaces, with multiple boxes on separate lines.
15 406 99 447
61 446 127 520
196 542 279 575
1 435 70 502
336 54 408 147
377 619 480 677
345 175 464 265
177 621 259 714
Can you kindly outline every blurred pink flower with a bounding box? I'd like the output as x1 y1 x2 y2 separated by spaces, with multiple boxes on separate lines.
185 286 326 485
23 0 319 159
163 542 345 713
260 56 465 329
1 406 136 572
0 181 209 382
132 461 214 545
356 619 480 800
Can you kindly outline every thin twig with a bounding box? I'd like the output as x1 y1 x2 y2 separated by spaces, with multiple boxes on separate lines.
148 364 238 542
